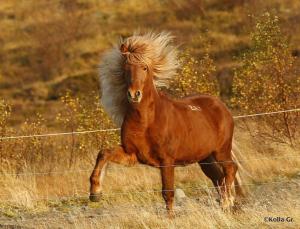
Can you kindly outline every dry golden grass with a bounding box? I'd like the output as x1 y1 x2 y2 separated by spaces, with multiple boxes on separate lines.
0 124 299 228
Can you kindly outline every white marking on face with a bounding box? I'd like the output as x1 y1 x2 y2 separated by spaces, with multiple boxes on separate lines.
188 105 202 111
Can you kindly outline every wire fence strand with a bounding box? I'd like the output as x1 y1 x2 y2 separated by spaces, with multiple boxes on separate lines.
0 155 299 177
0 108 299 140
233 108 300 119
0 128 120 140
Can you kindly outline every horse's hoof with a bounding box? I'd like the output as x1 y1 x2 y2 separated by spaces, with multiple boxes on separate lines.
89 193 101 202
167 210 175 219
220 198 232 213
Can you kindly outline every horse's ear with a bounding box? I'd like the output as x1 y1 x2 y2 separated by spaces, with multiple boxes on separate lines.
120 44 128 53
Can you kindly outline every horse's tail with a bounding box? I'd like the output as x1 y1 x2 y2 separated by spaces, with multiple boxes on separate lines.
231 140 252 198
231 150 245 198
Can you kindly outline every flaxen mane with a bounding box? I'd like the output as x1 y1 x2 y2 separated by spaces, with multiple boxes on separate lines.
99 32 179 126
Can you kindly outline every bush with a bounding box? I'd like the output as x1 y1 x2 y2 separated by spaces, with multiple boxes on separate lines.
0 99 11 167
170 51 219 97
0 100 10 137
232 12 300 145
55 92 119 168
0 93 118 173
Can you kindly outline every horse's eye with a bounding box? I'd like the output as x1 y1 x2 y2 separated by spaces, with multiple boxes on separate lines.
143 66 147 71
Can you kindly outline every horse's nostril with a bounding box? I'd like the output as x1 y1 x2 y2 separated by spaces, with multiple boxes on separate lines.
135 91 141 97
127 90 141 102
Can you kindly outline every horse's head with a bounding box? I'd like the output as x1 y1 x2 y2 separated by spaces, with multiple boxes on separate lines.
99 32 178 126
124 62 150 104
120 44 153 104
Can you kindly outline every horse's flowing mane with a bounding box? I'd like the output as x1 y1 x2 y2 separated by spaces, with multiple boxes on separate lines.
99 32 179 126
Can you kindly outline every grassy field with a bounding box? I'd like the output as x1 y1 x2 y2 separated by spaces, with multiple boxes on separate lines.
0 0 300 228
0 127 299 228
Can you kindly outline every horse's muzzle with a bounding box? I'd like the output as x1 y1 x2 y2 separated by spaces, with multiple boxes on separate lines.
89 193 102 202
127 90 142 103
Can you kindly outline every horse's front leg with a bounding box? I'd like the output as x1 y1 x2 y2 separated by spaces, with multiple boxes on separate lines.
160 165 175 217
89 145 137 202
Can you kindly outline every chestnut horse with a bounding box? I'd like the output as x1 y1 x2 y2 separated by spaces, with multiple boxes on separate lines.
89 32 244 215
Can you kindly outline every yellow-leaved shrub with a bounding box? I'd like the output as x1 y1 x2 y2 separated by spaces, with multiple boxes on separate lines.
170 51 219 97
232 12 300 145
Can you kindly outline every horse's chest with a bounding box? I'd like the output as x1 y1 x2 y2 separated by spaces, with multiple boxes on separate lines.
121 129 159 165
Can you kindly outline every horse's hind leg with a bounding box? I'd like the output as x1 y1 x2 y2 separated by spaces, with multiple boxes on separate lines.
198 154 224 193
213 143 237 211
89 146 137 202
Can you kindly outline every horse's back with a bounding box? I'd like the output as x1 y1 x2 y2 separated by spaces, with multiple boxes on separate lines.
177 94 234 145
182 94 233 122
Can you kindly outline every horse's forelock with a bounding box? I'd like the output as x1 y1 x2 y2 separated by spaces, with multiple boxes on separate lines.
121 32 179 84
